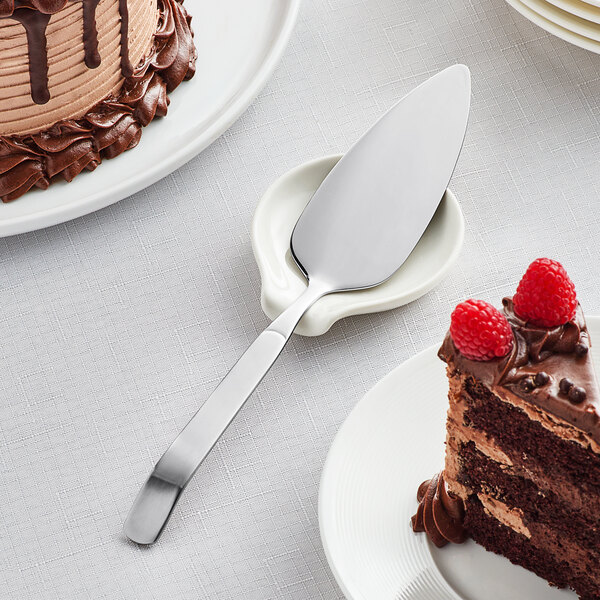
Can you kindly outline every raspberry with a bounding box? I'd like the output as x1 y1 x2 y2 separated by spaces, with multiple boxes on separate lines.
513 258 577 328
450 299 513 361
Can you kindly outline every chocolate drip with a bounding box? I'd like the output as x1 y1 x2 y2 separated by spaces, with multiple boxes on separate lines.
11 8 51 104
82 0 101 68
118 0 133 77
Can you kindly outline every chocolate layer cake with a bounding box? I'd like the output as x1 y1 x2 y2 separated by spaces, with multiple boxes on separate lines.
412 259 600 599
0 0 196 201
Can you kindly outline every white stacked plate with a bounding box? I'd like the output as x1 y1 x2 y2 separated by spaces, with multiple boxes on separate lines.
506 0 600 53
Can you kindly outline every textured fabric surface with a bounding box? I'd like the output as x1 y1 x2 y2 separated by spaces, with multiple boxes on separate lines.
3 0 600 598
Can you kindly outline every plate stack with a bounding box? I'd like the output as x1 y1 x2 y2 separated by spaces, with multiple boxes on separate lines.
507 0 600 52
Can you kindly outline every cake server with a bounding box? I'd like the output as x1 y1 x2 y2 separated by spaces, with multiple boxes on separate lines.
124 64 471 545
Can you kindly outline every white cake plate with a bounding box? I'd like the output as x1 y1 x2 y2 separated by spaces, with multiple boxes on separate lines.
318 318 600 599
0 0 300 237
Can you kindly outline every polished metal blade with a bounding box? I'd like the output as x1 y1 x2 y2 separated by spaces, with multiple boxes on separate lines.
291 64 471 291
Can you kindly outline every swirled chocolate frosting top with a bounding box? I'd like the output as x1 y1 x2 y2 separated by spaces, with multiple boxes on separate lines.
439 298 600 443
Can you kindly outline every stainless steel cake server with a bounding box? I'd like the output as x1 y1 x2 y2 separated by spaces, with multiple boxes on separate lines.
124 65 471 545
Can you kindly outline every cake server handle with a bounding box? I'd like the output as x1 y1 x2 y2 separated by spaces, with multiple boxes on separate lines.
123 279 330 545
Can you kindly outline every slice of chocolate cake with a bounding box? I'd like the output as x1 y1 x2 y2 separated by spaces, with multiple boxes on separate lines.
412 259 600 600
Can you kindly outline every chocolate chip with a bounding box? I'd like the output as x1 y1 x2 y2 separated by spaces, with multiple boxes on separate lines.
559 378 574 395
575 343 589 357
568 386 587 404
534 372 549 386
521 377 535 391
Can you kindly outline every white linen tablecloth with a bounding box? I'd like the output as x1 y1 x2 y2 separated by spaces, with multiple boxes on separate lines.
3 0 600 598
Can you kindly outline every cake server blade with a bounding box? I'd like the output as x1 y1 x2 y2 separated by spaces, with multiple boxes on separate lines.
291 65 471 291
124 65 471 545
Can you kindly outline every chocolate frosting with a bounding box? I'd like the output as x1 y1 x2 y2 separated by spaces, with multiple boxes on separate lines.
0 0 68 16
0 0 196 201
411 471 466 547
439 298 600 443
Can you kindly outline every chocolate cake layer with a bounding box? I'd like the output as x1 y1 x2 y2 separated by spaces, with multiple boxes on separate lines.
465 495 600 600
459 441 600 555
463 375 600 493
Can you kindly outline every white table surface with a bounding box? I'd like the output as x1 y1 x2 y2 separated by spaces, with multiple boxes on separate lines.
3 0 600 598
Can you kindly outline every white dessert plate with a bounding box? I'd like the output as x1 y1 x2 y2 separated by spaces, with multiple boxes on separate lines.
505 0 600 52
318 318 600 599
0 0 300 237
543 0 600 24
518 0 600 39
251 155 464 337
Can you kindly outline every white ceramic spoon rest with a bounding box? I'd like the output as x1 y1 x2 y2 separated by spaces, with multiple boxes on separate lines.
252 154 465 336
